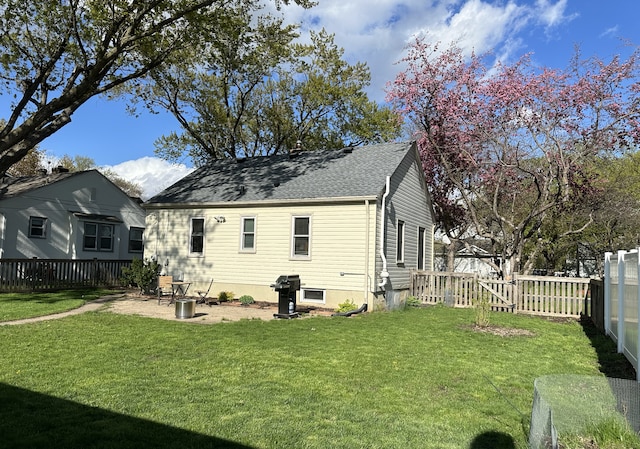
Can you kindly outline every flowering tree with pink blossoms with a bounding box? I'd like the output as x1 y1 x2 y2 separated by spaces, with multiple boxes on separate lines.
387 39 640 276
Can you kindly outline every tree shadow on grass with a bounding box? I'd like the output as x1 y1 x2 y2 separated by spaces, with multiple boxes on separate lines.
0 290 92 304
469 431 515 449
0 383 254 449
579 315 636 380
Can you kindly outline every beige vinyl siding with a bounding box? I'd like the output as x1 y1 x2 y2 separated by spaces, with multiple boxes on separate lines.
145 201 378 306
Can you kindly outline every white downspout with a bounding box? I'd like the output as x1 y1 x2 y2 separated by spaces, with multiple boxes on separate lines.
378 176 390 289
364 200 370 305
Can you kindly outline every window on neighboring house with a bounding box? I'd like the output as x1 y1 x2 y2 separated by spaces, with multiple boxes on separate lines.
129 227 144 253
301 288 325 304
83 222 114 251
190 217 205 256
418 226 426 270
29 216 47 239
396 220 405 264
240 217 256 252
291 216 311 258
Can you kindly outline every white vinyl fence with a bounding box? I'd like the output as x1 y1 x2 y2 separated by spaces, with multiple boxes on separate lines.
604 249 640 381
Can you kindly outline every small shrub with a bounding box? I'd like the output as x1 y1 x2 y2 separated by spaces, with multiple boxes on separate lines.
405 296 421 308
121 258 160 294
218 291 235 302
335 299 358 313
474 294 491 327
239 295 255 305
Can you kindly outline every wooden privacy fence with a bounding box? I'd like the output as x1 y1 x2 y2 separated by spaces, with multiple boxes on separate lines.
0 258 132 292
411 270 595 318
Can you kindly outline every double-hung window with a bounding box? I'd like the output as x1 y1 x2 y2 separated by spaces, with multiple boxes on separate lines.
190 217 205 256
83 222 114 251
129 227 144 253
240 217 256 252
291 216 311 259
396 220 405 264
418 226 427 270
29 216 47 239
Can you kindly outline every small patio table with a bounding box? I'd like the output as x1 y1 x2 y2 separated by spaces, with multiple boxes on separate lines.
169 281 191 305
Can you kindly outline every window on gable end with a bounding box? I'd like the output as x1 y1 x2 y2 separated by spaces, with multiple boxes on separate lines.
29 216 47 239
418 226 426 270
396 220 405 264
83 222 114 252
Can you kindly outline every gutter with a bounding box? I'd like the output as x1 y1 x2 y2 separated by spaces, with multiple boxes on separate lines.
142 195 379 210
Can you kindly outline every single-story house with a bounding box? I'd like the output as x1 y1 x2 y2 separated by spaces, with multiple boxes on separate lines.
434 241 510 278
0 168 146 260
143 141 435 310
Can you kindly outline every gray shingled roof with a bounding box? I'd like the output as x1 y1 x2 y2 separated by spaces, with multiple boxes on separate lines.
145 141 416 205
0 170 81 200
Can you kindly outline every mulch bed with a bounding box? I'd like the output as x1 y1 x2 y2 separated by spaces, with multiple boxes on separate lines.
465 324 536 337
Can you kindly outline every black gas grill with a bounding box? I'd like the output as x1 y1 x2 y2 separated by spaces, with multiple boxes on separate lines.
270 274 301 318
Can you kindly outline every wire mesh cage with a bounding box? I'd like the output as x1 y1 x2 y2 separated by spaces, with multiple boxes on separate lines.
529 375 640 449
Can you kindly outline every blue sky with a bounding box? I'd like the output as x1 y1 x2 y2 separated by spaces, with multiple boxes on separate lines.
5 0 640 198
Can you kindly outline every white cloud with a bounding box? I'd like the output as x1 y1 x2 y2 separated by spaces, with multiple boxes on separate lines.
278 0 574 101
103 157 194 201
535 0 574 28
600 25 619 39
95 1 578 181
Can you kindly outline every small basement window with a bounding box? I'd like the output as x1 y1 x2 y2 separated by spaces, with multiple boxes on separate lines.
301 288 325 304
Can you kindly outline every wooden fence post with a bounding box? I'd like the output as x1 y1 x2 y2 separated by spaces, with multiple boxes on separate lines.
30 257 38 291
512 272 519 314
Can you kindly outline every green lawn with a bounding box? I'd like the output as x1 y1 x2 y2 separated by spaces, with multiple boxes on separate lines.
0 303 634 448
0 289 115 322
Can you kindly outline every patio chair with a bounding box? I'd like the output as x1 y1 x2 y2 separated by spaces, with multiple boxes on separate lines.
157 275 174 305
196 278 216 306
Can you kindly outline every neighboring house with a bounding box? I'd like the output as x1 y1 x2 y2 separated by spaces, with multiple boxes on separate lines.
0 168 146 260
434 243 503 277
434 241 510 278
143 141 435 310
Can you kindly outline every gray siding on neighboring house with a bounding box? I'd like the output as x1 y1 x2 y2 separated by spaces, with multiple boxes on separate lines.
383 145 434 293
0 170 145 260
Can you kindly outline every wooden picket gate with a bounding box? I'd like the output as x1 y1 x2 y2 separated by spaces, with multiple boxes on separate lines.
411 270 592 318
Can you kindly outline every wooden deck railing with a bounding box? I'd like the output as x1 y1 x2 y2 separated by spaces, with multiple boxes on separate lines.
0 258 132 292
411 270 596 318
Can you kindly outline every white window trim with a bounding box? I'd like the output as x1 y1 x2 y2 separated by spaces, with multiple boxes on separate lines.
239 216 256 253
189 217 205 257
396 219 405 264
28 216 47 239
83 222 115 252
129 227 144 253
290 215 312 260
417 226 426 270
301 288 326 304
